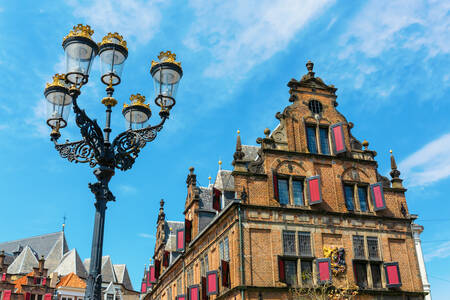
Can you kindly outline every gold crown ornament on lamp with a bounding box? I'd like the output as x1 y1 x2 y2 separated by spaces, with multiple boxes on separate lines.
122 93 152 129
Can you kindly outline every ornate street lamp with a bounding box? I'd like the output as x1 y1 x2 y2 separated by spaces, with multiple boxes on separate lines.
44 24 183 300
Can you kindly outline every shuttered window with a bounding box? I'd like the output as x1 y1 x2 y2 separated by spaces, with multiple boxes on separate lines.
283 231 296 255
358 186 368 212
354 262 368 288
330 123 346 154
285 260 298 286
316 258 332 284
344 184 355 211
306 176 322 205
306 126 318 154
300 260 313 285
292 180 304 206
385 262 402 288
371 263 382 288
176 229 185 251
370 183 386 211
278 178 289 205
319 127 330 155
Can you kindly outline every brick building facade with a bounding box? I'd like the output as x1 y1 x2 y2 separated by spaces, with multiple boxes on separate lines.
141 62 428 300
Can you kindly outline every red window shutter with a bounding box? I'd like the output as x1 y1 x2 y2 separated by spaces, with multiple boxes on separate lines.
278 256 286 283
177 229 185 251
331 123 346 154
316 258 332 283
185 219 192 244
213 188 222 212
177 296 186 300
189 285 200 300
206 271 218 295
149 265 156 283
42 277 47 286
384 262 402 288
33 277 37 284
272 171 279 201
163 251 170 267
44 293 52 300
24 292 31 300
1 273 5 281
221 260 230 287
155 259 161 278
306 176 322 204
370 182 386 211
141 281 147 293
3 290 12 300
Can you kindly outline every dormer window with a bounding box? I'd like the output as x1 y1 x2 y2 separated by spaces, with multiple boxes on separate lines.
308 100 323 115
343 183 369 212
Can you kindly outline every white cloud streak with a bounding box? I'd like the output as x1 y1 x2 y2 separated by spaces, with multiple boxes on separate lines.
424 241 450 262
339 0 450 59
66 0 164 46
138 233 155 239
184 0 334 78
399 133 450 187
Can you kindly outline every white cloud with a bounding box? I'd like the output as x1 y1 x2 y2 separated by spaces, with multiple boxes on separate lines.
424 241 450 261
184 0 334 78
399 133 450 187
119 184 138 194
66 0 164 46
138 233 155 239
339 0 450 59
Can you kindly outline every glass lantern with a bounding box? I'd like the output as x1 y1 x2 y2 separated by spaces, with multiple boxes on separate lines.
62 24 98 85
122 94 152 130
44 74 72 131
150 51 183 111
99 33 128 86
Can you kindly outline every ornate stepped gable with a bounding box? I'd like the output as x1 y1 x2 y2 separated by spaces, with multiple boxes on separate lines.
143 62 426 300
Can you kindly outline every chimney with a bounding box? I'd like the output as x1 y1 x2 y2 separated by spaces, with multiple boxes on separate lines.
38 255 45 274
0 250 5 267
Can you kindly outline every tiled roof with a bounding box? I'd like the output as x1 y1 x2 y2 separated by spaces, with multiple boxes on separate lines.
198 187 214 210
56 272 86 289
7 245 39 275
113 264 133 291
214 170 235 191
0 232 68 262
53 249 87 278
13 271 34 293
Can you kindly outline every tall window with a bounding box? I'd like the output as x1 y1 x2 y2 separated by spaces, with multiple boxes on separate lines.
283 231 296 255
319 127 330 155
285 260 298 286
352 236 383 289
276 176 305 206
278 178 289 205
371 263 382 288
177 277 182 295
306 125 318 154
367 237 379 259
344 183 369 212
344 184 355 211
186 267 193 287
220 237 230 262
353 236 365 259
354 262 368 288
298 232 312 256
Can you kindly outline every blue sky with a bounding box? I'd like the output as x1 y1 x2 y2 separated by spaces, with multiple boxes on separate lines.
0 0 449 297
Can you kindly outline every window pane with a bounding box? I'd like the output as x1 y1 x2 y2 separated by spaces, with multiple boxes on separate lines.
300 260 313 285
285 260 297 286
306 126 318 154
298 232 311 256
292 180 304 206
278 178 289 205
353 235 365 258
370 263 382 288
319 127 330 155
205 254 209 272
200 258 205 276
224 237 230 261
344 185 355 211
219 241 224 261
283 231 296 255
367 237 379 259
358 186 368 212
354 262 368 288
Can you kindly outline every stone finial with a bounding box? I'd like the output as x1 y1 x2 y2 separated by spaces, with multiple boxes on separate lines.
233 130 245 162
389 150 404 188
160 199 165 208
306 60 314 73
186 167 197 186
208 176 212 185
218 160 222 170
158 199 165 221
264 128 270 138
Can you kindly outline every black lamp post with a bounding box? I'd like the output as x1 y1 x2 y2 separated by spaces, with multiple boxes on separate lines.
44 24 183 300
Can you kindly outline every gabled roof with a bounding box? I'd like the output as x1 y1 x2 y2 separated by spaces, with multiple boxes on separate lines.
13 271 34 293
0 232 68 262
7 245 39 274
53 249 88 278
83 256 116 283
113 264 133 291
214 170 234 191
56 272 86 289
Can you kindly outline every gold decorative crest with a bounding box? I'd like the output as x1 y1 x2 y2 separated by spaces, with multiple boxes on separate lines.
323 246 346 275
63 24 94 43
123 93 150 109
99 32 128 50
151 50 181 67
101 97 118 107
45 74 66 89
